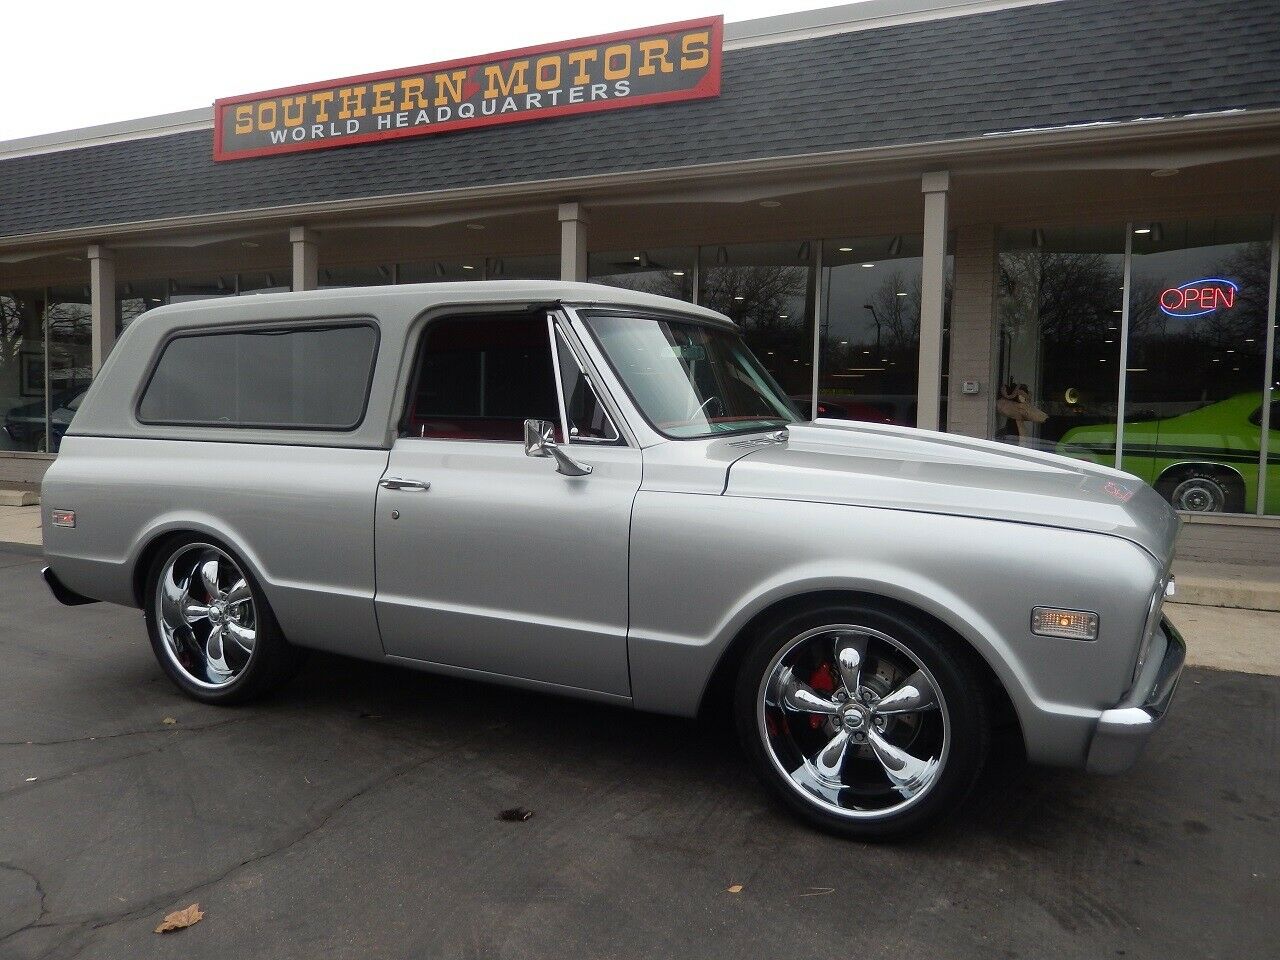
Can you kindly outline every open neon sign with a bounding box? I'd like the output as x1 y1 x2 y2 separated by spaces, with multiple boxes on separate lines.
1158 278 1239 318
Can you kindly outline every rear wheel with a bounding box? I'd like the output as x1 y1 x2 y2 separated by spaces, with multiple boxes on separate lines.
735 602 989 840
144 538 304 704
1157 466 1245 513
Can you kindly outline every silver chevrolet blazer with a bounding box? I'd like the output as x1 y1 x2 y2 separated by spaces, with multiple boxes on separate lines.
41 281 1185 839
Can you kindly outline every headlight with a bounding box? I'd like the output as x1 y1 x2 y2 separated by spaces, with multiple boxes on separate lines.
1132 575 1172 684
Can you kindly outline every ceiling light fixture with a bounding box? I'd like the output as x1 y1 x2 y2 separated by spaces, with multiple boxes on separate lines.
461 264 475 270
861 263 875 268
1133 227 1152 235
1151 168 1180 178
838 246 853 253
759 200 781 208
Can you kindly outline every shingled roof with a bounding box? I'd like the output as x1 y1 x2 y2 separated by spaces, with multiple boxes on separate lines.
2 0 1278 240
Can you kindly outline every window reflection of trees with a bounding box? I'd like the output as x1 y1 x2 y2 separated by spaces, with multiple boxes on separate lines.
998 248 1123 443
700 264 812 396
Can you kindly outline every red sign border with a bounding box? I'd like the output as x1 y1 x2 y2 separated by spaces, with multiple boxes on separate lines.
213 15 723 162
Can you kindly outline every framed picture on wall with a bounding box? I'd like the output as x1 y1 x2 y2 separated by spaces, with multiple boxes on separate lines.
20 351 44 397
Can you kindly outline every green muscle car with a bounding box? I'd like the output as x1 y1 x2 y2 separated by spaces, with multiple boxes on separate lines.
1059 392 1279 514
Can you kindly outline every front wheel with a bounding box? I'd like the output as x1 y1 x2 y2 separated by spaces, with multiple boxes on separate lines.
144 538 304 704
735 602 989 840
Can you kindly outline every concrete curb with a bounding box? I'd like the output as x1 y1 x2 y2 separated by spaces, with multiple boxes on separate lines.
0 541 44 558
1169 568 1280 613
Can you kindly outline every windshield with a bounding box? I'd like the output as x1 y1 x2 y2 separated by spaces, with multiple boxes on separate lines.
581 312 800 438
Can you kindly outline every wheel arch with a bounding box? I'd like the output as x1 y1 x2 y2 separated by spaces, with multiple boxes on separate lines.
696 588 1023 750
1155 460 1246 488
130 518 272 609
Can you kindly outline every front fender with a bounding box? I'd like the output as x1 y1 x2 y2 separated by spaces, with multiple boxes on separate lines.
626 492 1160 768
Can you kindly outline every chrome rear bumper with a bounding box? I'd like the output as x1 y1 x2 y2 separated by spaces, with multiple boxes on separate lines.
1086 617 1186 774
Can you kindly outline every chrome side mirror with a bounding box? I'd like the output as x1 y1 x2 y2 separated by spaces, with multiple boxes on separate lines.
523 419 593 477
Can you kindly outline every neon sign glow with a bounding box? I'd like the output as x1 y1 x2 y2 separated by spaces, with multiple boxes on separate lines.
1158 277 1239 318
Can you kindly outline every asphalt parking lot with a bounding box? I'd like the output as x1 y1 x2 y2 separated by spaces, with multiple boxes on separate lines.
1 546 1277 960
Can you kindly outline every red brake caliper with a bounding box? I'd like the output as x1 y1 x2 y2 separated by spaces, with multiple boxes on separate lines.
808 662 836 729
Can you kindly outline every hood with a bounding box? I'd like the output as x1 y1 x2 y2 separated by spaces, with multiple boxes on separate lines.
725 420 1180 564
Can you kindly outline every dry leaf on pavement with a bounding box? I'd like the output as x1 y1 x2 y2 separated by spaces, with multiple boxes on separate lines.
162 717 177 725
154 903 204 933
727 884 744 894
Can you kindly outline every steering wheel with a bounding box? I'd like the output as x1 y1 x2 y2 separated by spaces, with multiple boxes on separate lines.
696 395 725 420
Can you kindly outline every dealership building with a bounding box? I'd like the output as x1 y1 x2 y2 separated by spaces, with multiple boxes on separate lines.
2 0 1278 561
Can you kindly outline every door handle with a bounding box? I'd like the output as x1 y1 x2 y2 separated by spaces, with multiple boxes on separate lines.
379 477 431 491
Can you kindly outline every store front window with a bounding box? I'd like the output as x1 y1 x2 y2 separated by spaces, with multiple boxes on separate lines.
118 271 290 333
589 248 695 301
818 235 939 427
398 254 556 284
0 286 92 453
997 225 1126 449
698 242 815 402
170 276 236 303
1002 216 1278 516
1122 217 1273 513
117 279 167 333
485 254 557 280
321 265 393 287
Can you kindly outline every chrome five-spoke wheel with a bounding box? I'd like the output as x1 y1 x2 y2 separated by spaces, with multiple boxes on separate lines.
155 543 258 688
759 625 949 819
737 604 988 839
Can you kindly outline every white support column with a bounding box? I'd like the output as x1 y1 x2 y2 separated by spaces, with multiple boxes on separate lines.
290 226 319 292
917 170 950 431
87 244 116 373
558 202 588 282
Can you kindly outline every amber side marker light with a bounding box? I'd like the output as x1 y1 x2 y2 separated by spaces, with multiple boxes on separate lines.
51 510 76 528
1031 607 1099 641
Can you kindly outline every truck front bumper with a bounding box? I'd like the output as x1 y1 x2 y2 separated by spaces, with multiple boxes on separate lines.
1086 617 1186 774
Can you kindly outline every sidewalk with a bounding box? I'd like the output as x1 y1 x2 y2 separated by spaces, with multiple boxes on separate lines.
0 504 41 548
1 504 1275 675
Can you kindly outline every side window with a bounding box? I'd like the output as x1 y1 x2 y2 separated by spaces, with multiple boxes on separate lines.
403 314 559 441
138 323 377 429
1247 401 1280 430
555 327 620 443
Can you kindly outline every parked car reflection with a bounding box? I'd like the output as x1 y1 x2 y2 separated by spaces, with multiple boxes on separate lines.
1058 392 1278 514
3 388 86 453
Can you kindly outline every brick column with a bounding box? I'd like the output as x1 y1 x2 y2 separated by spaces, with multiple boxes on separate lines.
87 244 116 373
290 226 319 292
558 202 588 282
945 224 999 439
917 171 950 431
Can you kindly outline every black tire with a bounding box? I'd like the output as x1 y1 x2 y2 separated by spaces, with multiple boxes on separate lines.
1156 466 1245 514
734 600 989 841
144 536 305 705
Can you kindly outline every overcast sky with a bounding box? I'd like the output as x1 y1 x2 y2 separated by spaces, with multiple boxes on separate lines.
1 0 857 141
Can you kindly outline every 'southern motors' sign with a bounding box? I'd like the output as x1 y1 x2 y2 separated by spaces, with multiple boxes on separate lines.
213 16 722 161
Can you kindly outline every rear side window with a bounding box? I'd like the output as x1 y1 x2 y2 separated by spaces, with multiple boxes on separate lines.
138 323 377 429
